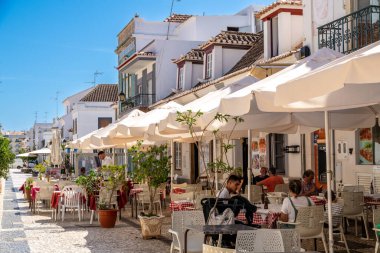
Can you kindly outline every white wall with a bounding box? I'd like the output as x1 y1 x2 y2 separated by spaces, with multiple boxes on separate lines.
155 40 202 101
291 15 304 49
72 102 115 139
134 18 178 37
303 0 347 53
191 64 203 88
287 134 302 177
334 129 375 185
263 20 271 59
221 48 248 75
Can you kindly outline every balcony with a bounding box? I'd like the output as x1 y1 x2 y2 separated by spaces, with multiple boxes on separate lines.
120 93 155 113
318 5 380 54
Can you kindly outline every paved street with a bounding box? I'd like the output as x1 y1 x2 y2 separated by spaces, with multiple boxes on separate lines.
0 169 171 253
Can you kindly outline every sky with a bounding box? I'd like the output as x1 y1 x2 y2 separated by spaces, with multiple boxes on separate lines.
0 0 272 131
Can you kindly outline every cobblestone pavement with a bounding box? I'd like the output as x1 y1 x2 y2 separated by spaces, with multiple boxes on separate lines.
1 169 377 253
0 169 171 253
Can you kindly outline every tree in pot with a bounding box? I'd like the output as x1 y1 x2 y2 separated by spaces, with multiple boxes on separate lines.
128 141 171 239
97 165 125 228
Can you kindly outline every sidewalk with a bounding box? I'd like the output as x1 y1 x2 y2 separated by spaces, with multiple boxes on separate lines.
0 169 171 253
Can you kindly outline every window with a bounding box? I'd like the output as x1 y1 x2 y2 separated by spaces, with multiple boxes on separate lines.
73 119 77 134
357 126 380 164
205 53 213 79
178 67 184 90
98 117 112 129
227 26 239 32
174 142 182 170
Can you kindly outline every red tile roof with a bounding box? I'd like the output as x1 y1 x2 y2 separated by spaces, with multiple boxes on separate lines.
164 13 193 23
256 0 302 17
173 49 205 64
225 31 264 74
80 84 118 102
200 31 262 50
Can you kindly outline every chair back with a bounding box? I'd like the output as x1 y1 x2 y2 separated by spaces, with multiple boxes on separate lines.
279 229 301 252
194 193 213 210
342 185 365 192
274 183 289 193
236 229 284 253
249 185 263 203
58 180 73 190
61 185 84 208
342 191 364 215
35 180 50 188
295 205 324 238
37 186 55 200
171 191 194 202
186 184 202 193
171 210 205 251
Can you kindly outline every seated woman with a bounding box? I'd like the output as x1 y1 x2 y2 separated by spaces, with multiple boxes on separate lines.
279 179 314 224
80 167 86 176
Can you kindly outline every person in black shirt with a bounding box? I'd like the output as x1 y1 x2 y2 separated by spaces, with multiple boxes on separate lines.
252 166 269 184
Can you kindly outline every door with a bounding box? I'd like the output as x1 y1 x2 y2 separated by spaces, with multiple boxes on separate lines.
242 138 248 193
190 143 199 183
269 134 285 174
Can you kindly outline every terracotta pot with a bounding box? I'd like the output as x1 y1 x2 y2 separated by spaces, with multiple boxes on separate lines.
138 215 164 239
98 209 118 228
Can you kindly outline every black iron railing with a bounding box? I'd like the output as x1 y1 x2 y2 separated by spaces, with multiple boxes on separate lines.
120 93 155 113
318 5 380 54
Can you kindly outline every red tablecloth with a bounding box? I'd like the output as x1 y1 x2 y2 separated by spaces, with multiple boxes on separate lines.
19 183 25 193
310 195 326 206
169 201 194 211
51 191 61 208
31 187 40 201
173 188 186 194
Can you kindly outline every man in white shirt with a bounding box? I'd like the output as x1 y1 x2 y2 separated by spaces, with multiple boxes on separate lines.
217 175 242 199
97 151 112 168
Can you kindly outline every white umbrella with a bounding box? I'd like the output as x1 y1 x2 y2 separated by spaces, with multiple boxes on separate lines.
269 43 380 253
16 152 37 158
29 148 51 154
50 128 63 166
275 40 380 111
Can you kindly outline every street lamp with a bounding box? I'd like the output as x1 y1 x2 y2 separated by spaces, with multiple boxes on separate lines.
118 91 126 102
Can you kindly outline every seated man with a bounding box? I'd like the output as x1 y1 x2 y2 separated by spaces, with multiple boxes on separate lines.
256 167 284 192
217 174 242 199
252 166 269 185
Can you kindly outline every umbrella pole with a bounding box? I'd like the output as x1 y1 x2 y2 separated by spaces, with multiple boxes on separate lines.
325 111 334 253
124 144 128 180
170 140 174 194
247 129 252 201
213 135 218 191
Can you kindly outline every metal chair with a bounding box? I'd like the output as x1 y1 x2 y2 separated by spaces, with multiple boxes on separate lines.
137 192 162 215
327 214 350 253
235 229 285 253
278 229 301 252
277 205 328 252
372 206 380 253
169 210 204 253
341 191 369 239
274 183 289 193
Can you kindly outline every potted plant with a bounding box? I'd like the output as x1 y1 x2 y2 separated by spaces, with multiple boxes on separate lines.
97 165 125 228
34 164 46 180
128 141 171 239
75 170 100 196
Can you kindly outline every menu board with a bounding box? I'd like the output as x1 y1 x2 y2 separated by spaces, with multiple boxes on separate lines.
359 128 373 164
251 137 267 170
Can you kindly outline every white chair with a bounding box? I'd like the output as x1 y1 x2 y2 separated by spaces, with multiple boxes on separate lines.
341 191 369 239
202 244 235 253
61 185 84 222
235 229 285 253
277 205 328 253
278 229 301 252
169 210 204 253
267 192 286 204
274 183 289 193
327 214 350 253
137 193 162 215
372 206 380 253
35 185 55 215
58 180 73 190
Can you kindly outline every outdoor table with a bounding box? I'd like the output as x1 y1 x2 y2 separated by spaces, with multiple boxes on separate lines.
310 195 326 206
364 193 380 204
169 200 195 211
184 224 256 253
236 204 282 228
